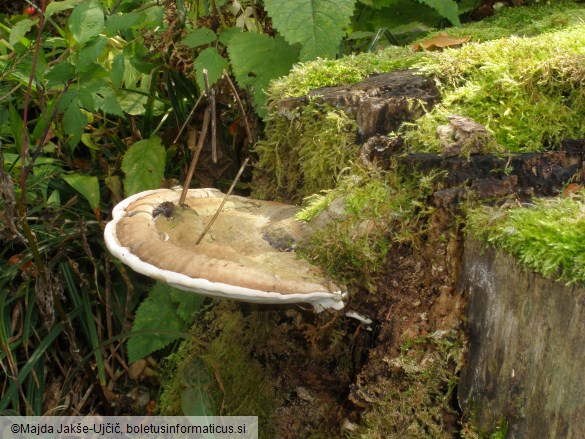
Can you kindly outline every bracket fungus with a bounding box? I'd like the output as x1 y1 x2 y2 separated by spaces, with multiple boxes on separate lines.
104 188 347 311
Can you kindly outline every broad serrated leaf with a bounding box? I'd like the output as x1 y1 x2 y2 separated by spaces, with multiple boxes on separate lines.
46 0 82 18
121 135 165 195
218 27 242 46
69 0 105 45
77 81 104 111
170 290 205 322
127 282 185 363
227 33 299 116
101 89 125 116
182 28 216 48
62 173 100 209
193 47 228 91
75 36 107 73
264 0 356 61
45 62 76 88
110 54 125 88
105 11 141 36
63 101 87 146
10 19 37 47
415 0 460 25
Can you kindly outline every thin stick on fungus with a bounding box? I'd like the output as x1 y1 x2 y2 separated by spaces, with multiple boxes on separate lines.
179 108 210 206
222 69 253 144
196 157 250 245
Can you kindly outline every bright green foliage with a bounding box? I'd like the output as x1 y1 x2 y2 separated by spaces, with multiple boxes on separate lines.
127 283 185 364
227 33 299 117
416 0 460 26
121 135 166 196
9 19 36 46
182 28 217 48
193 47 228 91
466 193 585 284
62 173 100 209
170 289 205 322
127 282 204 364
69 0 105 45
264 0 356 61
46 0 82 17
62 101 88 146
105 11 142 36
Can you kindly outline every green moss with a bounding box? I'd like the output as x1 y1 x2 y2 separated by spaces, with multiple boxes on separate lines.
267 1 585 104
252 103 359 201
297 166 441 288
466 192 585 284
404 25 585 153
351 330 465 439
158 301 277 437
420 0 585 43
267 47 424 102
256 2 585 202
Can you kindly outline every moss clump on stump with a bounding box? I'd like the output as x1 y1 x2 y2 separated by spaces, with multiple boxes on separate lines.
252 103 358 202
465 191 585 285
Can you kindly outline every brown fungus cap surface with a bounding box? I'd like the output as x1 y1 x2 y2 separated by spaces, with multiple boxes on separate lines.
104 188 346 311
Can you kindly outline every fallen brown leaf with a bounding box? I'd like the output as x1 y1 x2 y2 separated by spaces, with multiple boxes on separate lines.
411 33 470 51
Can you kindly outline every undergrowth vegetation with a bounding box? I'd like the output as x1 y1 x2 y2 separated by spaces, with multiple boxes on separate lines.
466 192 585 285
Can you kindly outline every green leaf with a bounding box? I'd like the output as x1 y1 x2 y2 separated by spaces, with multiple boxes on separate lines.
45 62 76 88
182 28 216 48
8 104 23 150
227 33 299 117
46 0 82 18
264 0 356 61
63 101 87 146
77 80 105 111
75 36 107 73
127 283 186 363
356 0 443 32
62 173 100 209
415 0 460 25
69 0 105 45
193 47 228 91
170 290 205 322
121 135 165 195
218 27 242 46
105 11 142 36
110 54 125 88
101 89 125 116
10 19 37 47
